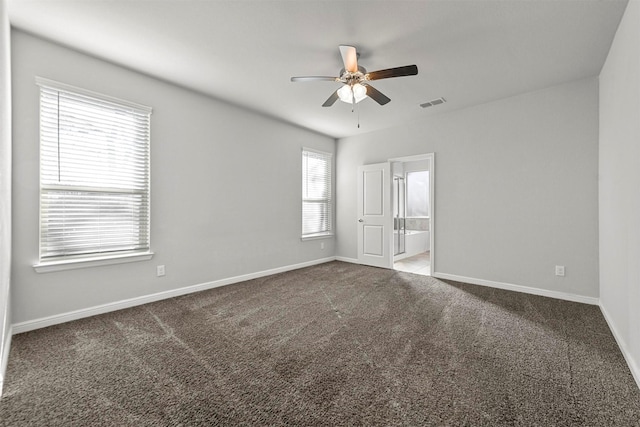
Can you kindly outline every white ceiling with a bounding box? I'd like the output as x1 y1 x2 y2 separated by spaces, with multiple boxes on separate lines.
7 0 628 139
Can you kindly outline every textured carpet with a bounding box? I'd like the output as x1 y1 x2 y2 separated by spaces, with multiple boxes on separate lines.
1 261 639 426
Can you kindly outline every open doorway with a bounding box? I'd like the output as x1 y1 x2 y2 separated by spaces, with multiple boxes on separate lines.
389 154 434 276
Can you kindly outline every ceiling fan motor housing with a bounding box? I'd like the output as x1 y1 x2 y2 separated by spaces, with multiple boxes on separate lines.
290 45 418 108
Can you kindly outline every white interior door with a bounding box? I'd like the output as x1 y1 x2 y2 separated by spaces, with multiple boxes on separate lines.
357 162 393 268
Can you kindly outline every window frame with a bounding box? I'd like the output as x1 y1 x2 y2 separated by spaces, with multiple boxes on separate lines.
301 148 334 240
33 77 153 273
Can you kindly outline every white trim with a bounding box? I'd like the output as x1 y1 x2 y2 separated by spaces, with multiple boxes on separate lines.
0 324 11 397
301 146 332 157
335 256 359 264
34 252 154 273
14 257 336 334
600 304 640 391
388 154 433 163
428 154 435 273
35 76 152 114
301 233 334 241
432 272 599 305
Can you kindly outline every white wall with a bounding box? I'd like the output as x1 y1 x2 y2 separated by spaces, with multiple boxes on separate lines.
599 0 640 386
11 31 335 325
337 78 600 300
0 0 12 395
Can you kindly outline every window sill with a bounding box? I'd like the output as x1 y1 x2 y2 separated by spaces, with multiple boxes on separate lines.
33 251 154 273
301 233 334 241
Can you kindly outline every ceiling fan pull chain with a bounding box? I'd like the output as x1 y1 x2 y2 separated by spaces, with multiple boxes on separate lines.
351 91 359 127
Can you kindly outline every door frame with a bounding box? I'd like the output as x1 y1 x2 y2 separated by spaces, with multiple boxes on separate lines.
388 153 435 273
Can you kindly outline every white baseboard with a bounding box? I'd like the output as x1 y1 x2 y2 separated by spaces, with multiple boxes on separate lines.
12 257 337 335
335 256 359 264
432 272 600 305
599 304 640 391
0 324 11 398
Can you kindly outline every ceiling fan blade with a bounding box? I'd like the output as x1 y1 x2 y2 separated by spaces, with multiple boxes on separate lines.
339 45 358 73
366 85 391 105
322 90 340 107
291 76 338 82
366 65 418 81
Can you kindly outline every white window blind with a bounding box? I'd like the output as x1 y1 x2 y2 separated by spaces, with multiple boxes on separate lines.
302 149 332 237
37 78 152 262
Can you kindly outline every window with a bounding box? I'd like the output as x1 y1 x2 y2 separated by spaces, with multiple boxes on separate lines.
302 149 333 238
406 170 429 217
36 78 152 269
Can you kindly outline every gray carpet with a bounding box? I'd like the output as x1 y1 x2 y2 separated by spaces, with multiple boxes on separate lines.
1 261 639 426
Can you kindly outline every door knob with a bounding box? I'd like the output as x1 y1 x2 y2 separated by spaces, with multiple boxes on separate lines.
358 219 364 222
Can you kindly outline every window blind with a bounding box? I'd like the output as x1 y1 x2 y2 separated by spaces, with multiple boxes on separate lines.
38 79 151 261
302 149 332 237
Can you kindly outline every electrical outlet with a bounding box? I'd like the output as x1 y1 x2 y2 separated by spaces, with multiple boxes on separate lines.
157 265 165 277
320 242 325 250
555 265 565 277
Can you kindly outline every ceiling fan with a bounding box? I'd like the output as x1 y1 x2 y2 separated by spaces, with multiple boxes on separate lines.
291 45 418 107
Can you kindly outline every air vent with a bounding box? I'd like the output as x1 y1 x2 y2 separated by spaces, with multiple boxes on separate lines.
420 97 447 108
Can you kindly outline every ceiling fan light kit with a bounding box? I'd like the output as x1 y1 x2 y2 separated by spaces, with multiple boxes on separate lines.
291 45 419 113
337 83 367 104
